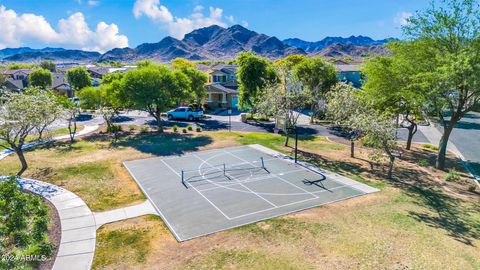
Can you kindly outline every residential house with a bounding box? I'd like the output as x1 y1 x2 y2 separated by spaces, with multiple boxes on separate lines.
334 64 362 88
87 66 137 80
203 64 240 109
1 69 32 92
52 73 73 97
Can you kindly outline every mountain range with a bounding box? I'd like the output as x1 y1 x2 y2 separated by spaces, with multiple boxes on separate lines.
0 25 394 63
283 36 394 53
99 25 303 62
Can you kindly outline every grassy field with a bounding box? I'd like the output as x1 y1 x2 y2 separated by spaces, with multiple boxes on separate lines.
1 130 479 269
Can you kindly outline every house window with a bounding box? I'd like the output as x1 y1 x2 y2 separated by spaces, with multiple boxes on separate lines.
207 93 212 102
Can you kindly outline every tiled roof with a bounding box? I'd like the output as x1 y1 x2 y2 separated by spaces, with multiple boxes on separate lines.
2 69 33 75
206 83 239 94
3 79 25 89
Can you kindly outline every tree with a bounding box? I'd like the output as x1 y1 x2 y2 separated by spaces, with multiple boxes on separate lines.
66 67 91 96
120 65 191 132
237 51 277 110
399 0 480 169
257 70 308 146
39 61 56 72
172 59 208 107
355 111 398 179
34 90 64 140
273 54 308 70
363 56 425 150
172 58 196 69
77 86 103 110
57 96 80 143
0 89 63 176
326 83 366 158
327 84 399 178
294 57 338 123
29 68 53 89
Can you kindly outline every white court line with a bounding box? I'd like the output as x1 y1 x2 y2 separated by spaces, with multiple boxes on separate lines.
196 168 306 192
223 150 320 199
160 159 233 220
191 153 278 208
228 185 350 220
182 157 277 174
160 146 254 161
122 163 183 241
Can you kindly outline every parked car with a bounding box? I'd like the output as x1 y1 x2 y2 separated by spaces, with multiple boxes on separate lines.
167 107 203 121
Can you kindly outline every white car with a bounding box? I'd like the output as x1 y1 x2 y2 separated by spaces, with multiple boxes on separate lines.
167 107 203 121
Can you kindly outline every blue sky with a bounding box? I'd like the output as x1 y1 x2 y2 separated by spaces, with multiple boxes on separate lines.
0 0 431 52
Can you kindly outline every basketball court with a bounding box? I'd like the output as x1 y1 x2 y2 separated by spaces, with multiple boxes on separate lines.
123 144 379 241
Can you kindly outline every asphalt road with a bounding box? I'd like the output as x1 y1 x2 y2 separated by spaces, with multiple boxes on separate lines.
435 112 480 177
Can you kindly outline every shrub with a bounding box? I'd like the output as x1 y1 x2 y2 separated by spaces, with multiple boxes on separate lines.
0 177 53 269
417 159 429 167
196 127 202 132
173 125 178 132
468 185 477 192
421 144 439 151
444 170 460 182
140 125 149 133
128 124 136 131
182 128 187 133
187 125 193 131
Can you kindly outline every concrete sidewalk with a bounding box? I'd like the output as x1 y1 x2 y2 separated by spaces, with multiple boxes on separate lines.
94 200 157 229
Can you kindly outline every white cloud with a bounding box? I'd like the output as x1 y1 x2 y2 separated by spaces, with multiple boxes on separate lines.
88 0 99 6
225 15 234 23
394 11 413 26
133 0 233 39
241 20 249 28
0 5 128 52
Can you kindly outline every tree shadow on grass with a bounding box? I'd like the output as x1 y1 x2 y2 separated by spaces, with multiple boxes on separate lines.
405 186 479 246
116 132 213 156
296 147 480 246
389 164 480 246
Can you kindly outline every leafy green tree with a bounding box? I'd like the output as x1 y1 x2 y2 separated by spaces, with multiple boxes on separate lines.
0 89 63 175
39 60 56 72
120 65 191 132
172 59 208 107
78 86 103 110
327 83 366 158
398 0 480 169
363 56 425 150
237 51 278 110
257 70 308 146
35 90 64 140
6 63 37 70
327 83 398 178
29 68 53 89
172 57 196 69
66 67 92 96
355 111 398 179
135 60 154 68
273 54 307 70
294 57 338 123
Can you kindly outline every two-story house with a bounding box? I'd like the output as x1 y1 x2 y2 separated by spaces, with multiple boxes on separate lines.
203 64 240 109
1 69 32 92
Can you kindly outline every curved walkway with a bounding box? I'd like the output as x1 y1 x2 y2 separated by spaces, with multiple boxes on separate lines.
0 176 157 270
0 124 100 161
0 176 96 270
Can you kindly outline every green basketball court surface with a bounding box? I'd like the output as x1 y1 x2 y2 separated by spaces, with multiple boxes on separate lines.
124 144 379 241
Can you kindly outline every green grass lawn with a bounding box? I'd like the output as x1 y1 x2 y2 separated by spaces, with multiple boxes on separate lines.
91 131 480 269
1 130 478 269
